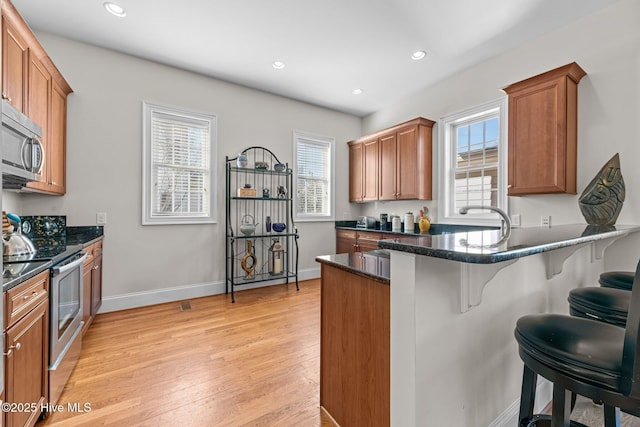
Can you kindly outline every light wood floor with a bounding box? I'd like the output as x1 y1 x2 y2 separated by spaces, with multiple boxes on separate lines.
37 279 334 426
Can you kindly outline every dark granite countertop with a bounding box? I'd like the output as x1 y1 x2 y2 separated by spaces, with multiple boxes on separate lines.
3 260 52 292
316 249 390 284
377 224 640 264
335 220 495 236
66 226 104 246
3 225 103 292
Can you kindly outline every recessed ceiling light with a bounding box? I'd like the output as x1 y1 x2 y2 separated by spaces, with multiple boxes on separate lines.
103 2 126 17
352 89 363 95
411 50 427 60
272 61 285 70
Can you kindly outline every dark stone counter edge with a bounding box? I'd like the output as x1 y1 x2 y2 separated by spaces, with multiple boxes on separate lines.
377 228 638 264
335 221 496 236
316 254 390 285
3 261 52 292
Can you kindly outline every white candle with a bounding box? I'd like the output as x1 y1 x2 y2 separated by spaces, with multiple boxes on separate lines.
274 259 282 274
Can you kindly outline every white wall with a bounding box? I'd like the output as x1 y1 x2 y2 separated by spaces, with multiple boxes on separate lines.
359 0 640 268
10 33 361 307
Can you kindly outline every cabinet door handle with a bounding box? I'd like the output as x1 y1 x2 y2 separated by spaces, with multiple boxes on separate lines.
4 342 21 357
1 93 11 102
93 265 99 270
23 290 38 300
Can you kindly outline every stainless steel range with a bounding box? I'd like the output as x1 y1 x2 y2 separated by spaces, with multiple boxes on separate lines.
48 250 87 405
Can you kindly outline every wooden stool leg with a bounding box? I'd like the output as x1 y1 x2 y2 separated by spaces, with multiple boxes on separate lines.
551 384 572 427
603 405 621 427
519 365 537 426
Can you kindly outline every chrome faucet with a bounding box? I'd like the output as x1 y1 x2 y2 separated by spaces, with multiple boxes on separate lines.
459 205 512 241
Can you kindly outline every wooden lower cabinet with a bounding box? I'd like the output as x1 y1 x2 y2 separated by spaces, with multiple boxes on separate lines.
91 251 103 316
320 263 390 427
3 271 49 427
81 252 93 334
336 229 357 254
356 230 383 252
81 239 103 336
336 229 385 254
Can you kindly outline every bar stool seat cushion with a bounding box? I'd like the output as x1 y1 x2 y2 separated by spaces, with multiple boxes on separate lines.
568 287 630 327
515 314 625 392
600 271 634 291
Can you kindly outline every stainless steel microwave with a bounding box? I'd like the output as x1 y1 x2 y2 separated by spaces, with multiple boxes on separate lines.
2 99 44 188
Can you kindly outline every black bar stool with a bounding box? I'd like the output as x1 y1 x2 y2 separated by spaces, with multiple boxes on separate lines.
515 261 640 427
600 271 634 291
567 286 629 327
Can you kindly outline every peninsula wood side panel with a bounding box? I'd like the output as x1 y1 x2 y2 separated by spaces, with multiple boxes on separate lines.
320 263 390 427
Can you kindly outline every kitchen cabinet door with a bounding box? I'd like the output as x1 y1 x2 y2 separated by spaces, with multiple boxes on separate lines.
47 79 67 194
348 142 364 202
1 16 28 111
47 80 67 194
82 252 94 335
504 62 585 195
379 133 397 201
396 126 419 200
5 300 48 427
356 231 383 252
349 139 379 202
91 251 103 316
362 138 379 201
336 229 357 254
25 52 50 189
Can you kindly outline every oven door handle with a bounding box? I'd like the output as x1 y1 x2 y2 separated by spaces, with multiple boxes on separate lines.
53 252 89 276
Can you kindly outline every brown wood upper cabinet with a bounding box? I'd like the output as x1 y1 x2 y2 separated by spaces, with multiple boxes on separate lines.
1 0 73 195
349 137 379 202
348 117 435 202
503 62 586 196
1 15 27 111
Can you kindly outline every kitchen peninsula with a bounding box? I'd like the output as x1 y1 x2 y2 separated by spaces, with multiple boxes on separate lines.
316 224 640 427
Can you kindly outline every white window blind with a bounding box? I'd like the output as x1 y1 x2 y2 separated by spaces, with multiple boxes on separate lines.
293 131 335 221
142 102 217 225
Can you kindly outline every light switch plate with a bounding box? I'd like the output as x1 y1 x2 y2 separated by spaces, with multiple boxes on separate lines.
96 212 107 225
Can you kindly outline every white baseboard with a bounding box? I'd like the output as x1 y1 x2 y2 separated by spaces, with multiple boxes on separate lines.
488 378 552 427
99 267 320 313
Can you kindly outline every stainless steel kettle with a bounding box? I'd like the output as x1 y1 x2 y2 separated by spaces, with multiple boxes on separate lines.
2 213 36 256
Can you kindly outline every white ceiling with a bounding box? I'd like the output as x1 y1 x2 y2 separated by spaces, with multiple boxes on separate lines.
13 0 618 117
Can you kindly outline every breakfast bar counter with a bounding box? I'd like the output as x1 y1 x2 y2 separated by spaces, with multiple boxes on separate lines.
318 223 640 427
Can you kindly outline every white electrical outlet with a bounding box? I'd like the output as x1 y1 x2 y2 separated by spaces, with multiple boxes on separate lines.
541 215 551 227
511 214 521 227
96 212 107 225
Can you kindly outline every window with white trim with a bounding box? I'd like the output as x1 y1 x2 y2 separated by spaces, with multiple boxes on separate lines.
293 131 335 221
438 99 507 224
142 102 217 225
